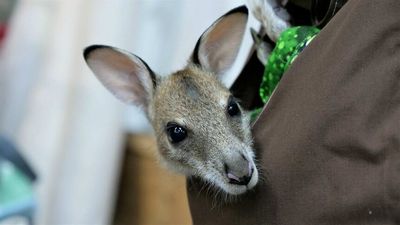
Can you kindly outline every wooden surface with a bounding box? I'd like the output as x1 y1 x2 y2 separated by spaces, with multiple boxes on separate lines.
113 134 192 225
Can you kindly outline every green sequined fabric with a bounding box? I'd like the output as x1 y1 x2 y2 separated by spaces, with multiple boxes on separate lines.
260 26 320 103
251 26 320 122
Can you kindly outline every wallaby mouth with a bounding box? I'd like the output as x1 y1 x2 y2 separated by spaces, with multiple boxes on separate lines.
217 154 259 195
225 157 254 185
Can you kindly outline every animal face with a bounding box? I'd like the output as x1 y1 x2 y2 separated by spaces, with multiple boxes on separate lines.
150 66 258 195
84 6 258 195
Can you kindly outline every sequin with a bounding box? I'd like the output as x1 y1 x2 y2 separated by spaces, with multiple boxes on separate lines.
252 26 320 121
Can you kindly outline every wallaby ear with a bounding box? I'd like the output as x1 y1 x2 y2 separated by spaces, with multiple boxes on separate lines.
191 6 248 76
83 45 156 112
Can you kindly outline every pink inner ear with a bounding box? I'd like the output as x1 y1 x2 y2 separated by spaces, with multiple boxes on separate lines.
198 13 248 75
86 47 153 110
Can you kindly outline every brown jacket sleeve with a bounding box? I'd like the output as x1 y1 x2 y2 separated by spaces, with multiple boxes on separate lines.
187 0 400 224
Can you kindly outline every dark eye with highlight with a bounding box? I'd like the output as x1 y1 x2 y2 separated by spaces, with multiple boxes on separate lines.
227 96 240 117
166 122 187 143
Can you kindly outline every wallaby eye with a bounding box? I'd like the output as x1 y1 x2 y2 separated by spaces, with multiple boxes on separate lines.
166 122 187 143
227 97 240 117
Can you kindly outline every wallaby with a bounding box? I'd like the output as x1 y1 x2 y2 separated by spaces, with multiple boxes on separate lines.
83 6 258 196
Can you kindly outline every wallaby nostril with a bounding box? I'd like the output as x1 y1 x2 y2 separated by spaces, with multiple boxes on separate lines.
224 163 229 174
242 175 251 185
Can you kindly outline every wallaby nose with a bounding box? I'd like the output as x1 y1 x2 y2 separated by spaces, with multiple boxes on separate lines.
224 159 254 185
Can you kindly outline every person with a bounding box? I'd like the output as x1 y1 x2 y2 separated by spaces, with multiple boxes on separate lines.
187 0 400 224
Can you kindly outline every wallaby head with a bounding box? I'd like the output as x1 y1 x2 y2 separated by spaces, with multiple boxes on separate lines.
83 6 258 196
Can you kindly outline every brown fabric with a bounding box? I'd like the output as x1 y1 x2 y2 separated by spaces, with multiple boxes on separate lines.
187 0 400 224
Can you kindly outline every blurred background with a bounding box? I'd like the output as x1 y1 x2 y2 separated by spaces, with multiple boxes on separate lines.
0 0 256 224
